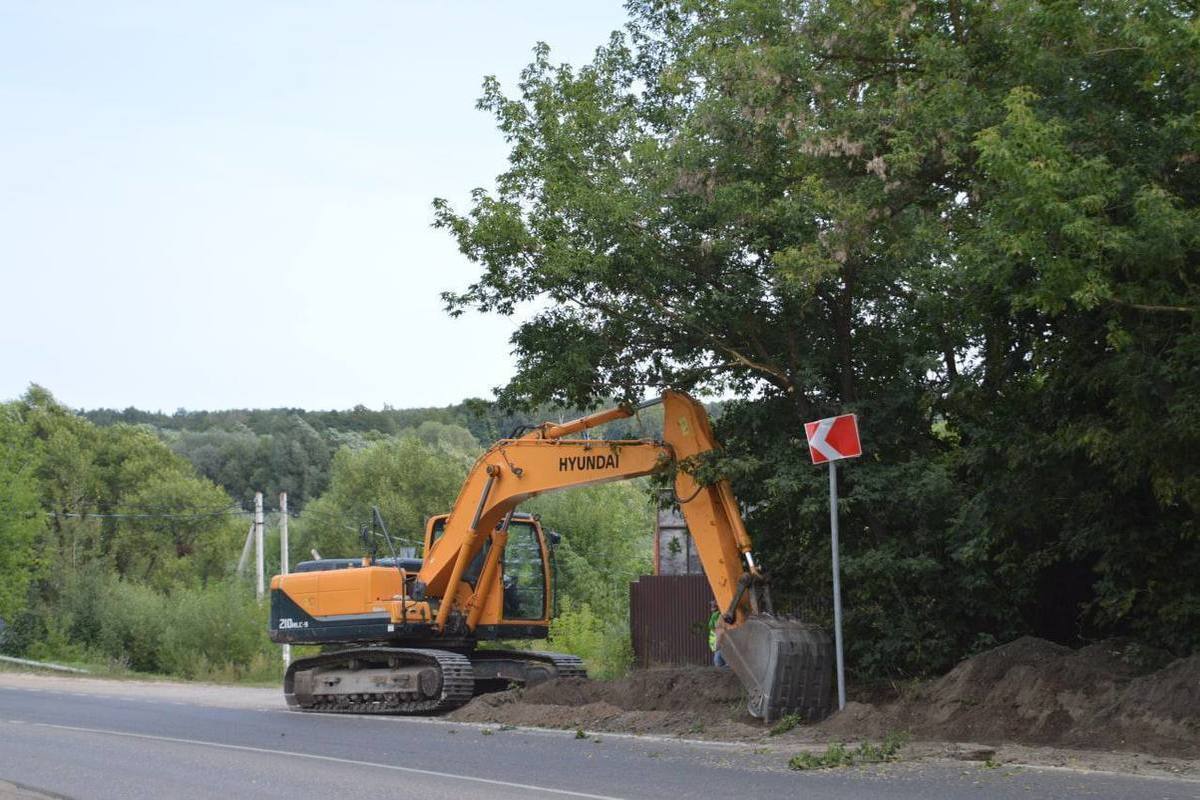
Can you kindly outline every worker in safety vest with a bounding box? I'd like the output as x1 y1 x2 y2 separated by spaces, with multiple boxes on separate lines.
707 600 727 668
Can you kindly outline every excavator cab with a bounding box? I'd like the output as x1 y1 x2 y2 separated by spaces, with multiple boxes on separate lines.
424 512 552 638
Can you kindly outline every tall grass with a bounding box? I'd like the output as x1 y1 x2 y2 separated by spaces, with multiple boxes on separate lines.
23 572 281 683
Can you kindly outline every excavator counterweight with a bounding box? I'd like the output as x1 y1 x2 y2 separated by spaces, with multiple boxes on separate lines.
269 392 833 722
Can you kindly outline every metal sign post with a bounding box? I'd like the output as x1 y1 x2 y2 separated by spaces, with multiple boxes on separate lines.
828 460 846 711
803 413 862 713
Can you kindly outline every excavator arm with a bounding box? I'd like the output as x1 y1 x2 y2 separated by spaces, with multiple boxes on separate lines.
418 391 833 720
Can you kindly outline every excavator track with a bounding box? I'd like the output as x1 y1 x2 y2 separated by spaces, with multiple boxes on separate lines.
467 648 586 691
520 650 587 680
285 647 474 715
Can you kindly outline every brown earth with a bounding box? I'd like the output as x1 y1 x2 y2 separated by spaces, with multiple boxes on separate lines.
450 667 764 738
448 637 1200 759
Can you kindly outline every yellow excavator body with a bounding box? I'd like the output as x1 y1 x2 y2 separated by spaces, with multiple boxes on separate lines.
269 391 832 721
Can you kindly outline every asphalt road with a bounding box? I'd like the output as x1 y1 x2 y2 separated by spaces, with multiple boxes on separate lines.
0 682 1196 800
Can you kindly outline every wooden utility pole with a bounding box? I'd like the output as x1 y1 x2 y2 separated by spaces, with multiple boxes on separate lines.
254 492 265 601
279 491 290 667
279 492 289 575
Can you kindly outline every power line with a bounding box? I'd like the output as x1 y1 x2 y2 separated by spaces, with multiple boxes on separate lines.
50 507 247 520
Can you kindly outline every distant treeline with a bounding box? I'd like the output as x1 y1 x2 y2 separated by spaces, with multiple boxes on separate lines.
1 386 656 680
81 400 678 511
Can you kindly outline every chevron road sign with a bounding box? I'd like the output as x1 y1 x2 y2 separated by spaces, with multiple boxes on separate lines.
803 413 862 464
804 411 862 713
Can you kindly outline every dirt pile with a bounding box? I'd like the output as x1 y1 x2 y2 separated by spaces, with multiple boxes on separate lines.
449 667 762 737
827 637 1198 756
450 638 1200 757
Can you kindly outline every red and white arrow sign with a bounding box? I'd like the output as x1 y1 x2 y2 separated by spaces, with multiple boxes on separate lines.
804 413 862 464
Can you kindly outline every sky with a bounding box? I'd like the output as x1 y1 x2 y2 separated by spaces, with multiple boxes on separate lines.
0 1 628 412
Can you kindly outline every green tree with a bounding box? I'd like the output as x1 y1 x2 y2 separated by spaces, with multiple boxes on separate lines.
525 482 653 624
436 0 1200 674
14 387 243 589
296 436 471 560
0 404 44 625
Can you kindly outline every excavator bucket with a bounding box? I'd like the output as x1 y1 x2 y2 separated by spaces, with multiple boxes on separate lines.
722 614 834 723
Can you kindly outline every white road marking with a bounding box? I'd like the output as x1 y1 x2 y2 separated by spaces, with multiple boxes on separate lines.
6 720 630 800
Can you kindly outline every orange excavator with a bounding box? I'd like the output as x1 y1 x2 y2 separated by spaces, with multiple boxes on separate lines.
268 392 832 722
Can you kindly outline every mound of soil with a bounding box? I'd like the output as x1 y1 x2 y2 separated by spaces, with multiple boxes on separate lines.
862 637 1198 756
449 667 762 737
450 637 1200 757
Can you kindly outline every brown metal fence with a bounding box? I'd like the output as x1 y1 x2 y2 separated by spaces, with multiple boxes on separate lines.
629 574 713 668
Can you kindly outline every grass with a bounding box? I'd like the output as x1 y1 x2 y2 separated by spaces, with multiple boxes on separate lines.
0 646 318 687
788 732 910 771
0 656 167 682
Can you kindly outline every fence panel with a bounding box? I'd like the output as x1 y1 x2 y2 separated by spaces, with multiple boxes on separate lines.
629 574 713 668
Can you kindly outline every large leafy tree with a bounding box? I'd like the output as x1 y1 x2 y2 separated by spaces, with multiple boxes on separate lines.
436 0 1199 674
295 436 472 560
14 387 244 589
0 406 44 623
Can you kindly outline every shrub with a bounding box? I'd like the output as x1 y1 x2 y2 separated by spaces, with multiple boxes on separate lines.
95 580 169 672
158 582 274 680
548 599 633 680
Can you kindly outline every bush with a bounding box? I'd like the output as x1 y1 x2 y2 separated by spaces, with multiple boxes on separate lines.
548 599 633 680
20 573 279 682
95 580 170 672
158 582 275 680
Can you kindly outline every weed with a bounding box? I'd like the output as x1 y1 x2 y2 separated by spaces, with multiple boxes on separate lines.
481 729 494 736
498 724 517 731
788 733 909 771
575 729 588 739
789 742 852 771
788 752 823 771
769 713 804 736
880 730 909 758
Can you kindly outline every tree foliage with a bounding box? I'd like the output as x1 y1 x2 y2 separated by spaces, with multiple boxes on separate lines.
293 436 473 560
527 482 654 623
0 406 43 622
84 398 666 509
436 0 1200 675
0 387 253 665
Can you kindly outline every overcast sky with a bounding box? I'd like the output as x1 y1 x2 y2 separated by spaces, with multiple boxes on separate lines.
0 1 627 412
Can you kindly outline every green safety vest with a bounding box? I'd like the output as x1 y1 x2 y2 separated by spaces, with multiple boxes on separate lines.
707 611 720 651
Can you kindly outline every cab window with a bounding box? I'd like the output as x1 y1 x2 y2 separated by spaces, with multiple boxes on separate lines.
429 518 490 587
502 521 546 620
